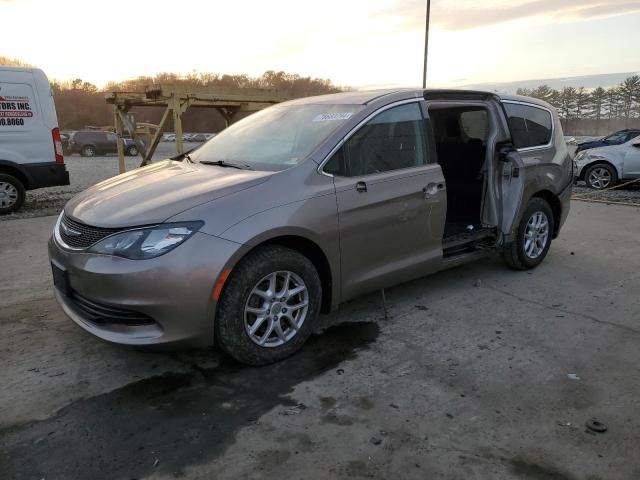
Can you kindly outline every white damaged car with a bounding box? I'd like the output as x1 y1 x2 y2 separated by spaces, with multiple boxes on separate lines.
575 135 640 189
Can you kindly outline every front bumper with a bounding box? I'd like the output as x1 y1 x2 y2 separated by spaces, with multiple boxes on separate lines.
48 231 245 348
574 161 587 180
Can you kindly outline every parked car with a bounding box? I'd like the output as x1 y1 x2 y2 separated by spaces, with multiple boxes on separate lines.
0 66 69 214
67 130 139 157
49 89 572 365
190 133 209 142
60 131 73 154
575 129 640 153
574 135 640 189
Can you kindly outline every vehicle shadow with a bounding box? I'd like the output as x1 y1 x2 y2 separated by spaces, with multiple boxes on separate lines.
0 322 379 480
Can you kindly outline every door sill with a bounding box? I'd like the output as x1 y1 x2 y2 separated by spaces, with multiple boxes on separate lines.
443 228 496 258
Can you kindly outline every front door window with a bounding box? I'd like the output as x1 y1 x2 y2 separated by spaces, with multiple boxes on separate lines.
325 103 427 176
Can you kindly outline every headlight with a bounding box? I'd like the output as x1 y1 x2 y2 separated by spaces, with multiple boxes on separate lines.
87 221 203 259
574 151 587 162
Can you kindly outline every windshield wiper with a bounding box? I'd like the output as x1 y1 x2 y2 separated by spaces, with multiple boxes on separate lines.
199 160 253 170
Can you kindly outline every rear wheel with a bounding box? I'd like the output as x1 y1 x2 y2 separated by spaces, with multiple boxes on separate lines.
215 245 322 365
585 163 617 190
502 197 554 270
0 174 26 214
80 145 96 157
126 145 139 156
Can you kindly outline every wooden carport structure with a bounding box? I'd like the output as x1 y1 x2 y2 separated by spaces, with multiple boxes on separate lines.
105 85 288 173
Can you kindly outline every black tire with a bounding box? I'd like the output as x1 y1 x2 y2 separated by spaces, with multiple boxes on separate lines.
126 145 139 156
584 163 617 190
215 245 322 366
0 173 26 215
80 145 96 157
502 197 554 270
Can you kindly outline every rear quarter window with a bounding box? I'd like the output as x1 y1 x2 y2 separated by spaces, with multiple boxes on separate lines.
503 103 552 149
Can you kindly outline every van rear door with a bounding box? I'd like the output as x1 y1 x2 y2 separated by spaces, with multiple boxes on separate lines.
0 68 53 166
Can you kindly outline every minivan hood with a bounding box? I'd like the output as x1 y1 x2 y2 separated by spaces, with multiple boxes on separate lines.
65 160 272 227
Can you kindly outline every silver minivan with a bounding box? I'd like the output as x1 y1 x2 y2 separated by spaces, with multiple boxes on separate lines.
49 89 573 365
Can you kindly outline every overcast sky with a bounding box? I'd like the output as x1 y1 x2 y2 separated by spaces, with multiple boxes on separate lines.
2 0 640 88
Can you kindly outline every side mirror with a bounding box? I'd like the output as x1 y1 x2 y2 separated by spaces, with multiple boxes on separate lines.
633 143 640 148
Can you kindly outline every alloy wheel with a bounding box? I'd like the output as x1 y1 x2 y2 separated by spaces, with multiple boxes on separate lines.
0 182 18 208
244 270 309 348
523 211 549 259
82 146 95 157
588 167 612 189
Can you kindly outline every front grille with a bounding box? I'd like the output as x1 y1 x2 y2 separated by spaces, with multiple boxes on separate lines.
59 214 124 249
70 290 154 326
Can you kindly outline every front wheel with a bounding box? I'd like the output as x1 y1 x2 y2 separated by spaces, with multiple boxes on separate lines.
215 245 322 365
126 145 139 156
584 163 617 190
502 198 554 270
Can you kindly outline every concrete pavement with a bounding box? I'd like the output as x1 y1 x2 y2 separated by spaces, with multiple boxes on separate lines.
0 201 639 479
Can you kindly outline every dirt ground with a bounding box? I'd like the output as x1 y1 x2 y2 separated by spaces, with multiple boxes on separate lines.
1 201 639 480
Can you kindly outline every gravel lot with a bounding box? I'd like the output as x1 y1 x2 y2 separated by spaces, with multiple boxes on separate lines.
573 181 640 206
0 142 201 221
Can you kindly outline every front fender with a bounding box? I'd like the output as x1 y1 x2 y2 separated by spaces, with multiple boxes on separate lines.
217 195 342 308
580 157 624 180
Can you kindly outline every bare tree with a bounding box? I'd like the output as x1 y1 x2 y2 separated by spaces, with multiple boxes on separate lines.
557 87 577 133
575 87 589 121
588 86 606 134
618 75 640 127
0 56 33 67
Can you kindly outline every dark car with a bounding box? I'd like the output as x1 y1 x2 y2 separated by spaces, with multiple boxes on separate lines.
67 130 139 157
60 131 73 155
575 129 640 153
190 133 210 142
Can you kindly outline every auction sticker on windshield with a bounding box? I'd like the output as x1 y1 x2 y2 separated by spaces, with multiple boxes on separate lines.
313 112 354 122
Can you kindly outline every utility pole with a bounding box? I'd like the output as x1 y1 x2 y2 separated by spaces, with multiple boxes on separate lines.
422 0 431 89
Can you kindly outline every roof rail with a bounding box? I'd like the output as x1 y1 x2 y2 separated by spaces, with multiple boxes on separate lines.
423 89 499 102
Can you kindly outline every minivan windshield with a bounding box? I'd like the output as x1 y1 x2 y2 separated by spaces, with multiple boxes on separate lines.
190 104 363 170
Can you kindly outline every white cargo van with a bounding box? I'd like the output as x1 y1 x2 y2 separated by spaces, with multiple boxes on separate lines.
0 67 69 214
